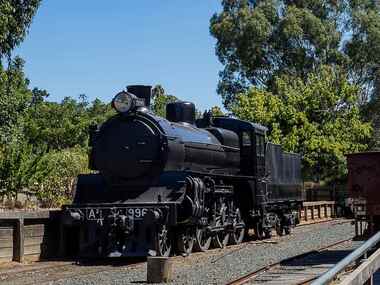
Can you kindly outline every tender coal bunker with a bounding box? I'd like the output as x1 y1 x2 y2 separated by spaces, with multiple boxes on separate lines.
93 118 161 179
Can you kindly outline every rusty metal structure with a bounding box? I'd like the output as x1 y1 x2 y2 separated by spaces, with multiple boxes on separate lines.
347 151 380 236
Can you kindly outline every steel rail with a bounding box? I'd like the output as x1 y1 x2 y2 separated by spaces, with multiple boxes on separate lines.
311 231 380 285
226 238 352 285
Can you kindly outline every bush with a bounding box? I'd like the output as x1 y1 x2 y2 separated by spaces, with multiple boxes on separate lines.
30 147 89 208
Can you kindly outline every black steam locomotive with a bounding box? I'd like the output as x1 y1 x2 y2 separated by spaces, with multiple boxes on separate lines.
62 85 304 257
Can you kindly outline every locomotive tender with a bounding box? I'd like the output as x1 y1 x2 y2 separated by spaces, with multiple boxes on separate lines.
62 85 304 257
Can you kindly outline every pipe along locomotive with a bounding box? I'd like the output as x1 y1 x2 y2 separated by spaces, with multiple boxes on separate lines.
62 85 304 257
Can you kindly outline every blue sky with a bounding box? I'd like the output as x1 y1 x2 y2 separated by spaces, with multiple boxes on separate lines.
15 1 223 111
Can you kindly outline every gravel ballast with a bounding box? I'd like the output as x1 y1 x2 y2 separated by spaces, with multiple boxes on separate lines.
1 220 355 285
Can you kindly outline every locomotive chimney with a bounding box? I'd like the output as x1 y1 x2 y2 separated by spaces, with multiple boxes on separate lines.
126 85 152 108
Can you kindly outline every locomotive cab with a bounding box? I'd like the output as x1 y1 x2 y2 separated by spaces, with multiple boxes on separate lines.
198 116 267 177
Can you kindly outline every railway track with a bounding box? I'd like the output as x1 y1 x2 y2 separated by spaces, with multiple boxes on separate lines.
226 238 360 285
0 258 146 285
0 218 352 285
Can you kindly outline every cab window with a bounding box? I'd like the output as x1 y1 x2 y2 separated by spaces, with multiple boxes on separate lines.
256 135 265 157
242 132 251 146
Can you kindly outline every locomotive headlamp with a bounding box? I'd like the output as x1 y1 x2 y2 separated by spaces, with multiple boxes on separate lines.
112 91 145 113
112 91 134 113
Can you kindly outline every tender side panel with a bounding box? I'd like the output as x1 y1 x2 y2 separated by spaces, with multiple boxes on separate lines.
266 143 304 202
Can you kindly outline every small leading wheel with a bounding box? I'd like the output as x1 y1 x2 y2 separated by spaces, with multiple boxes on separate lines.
194 227 211 252
229 209 246 245
177 228 195 255
156 225 172 257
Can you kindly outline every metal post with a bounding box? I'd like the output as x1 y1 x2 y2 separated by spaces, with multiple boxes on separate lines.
147 256 172 283
305 206 308 221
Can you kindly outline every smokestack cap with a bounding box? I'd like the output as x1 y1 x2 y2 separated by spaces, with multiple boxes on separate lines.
126 85 152 107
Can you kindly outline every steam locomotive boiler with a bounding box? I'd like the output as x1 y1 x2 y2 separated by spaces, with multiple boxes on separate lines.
62 85 304 257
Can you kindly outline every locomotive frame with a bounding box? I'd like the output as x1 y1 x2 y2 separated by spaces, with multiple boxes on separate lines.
61 85 304 258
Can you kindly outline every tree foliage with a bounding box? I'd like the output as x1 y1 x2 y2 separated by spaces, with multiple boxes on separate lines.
25 96 115 150
211 0 378 180
0 0 41 58
0 141 38 197
28 147 89 207
210 0 380 108
232 65 372 180
0 57 31 143
210 106 225 116
1 92 116 205
151 85 178 117
0 0 41 203
345 1 380 102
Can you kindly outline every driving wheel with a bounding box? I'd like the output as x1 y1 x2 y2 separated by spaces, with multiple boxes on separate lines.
177 227 195 255
194 227 211 252
212 204 230 248
229 208 246 245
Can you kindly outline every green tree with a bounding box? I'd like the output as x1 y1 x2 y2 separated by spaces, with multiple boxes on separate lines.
31 87 49 105
0 0 96 207
87 98 115 124
345 1 380 103
25 96 115 151
24 98 89 150
210 106 225 116
29 147 89 207
151 85 178 117
210 0 380 109
0 57 31 142
0 0 41 58
0 141 39 199
232 66 372 181
0 58 34 198
0 0 41 199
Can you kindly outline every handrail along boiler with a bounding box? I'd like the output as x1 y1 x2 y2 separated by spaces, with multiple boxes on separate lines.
62 85 304 257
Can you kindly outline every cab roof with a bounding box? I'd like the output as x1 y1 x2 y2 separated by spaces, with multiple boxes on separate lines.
211 116 267 135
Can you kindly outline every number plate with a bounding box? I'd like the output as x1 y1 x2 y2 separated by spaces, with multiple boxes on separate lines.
125 208 148 219
85 207 148 221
